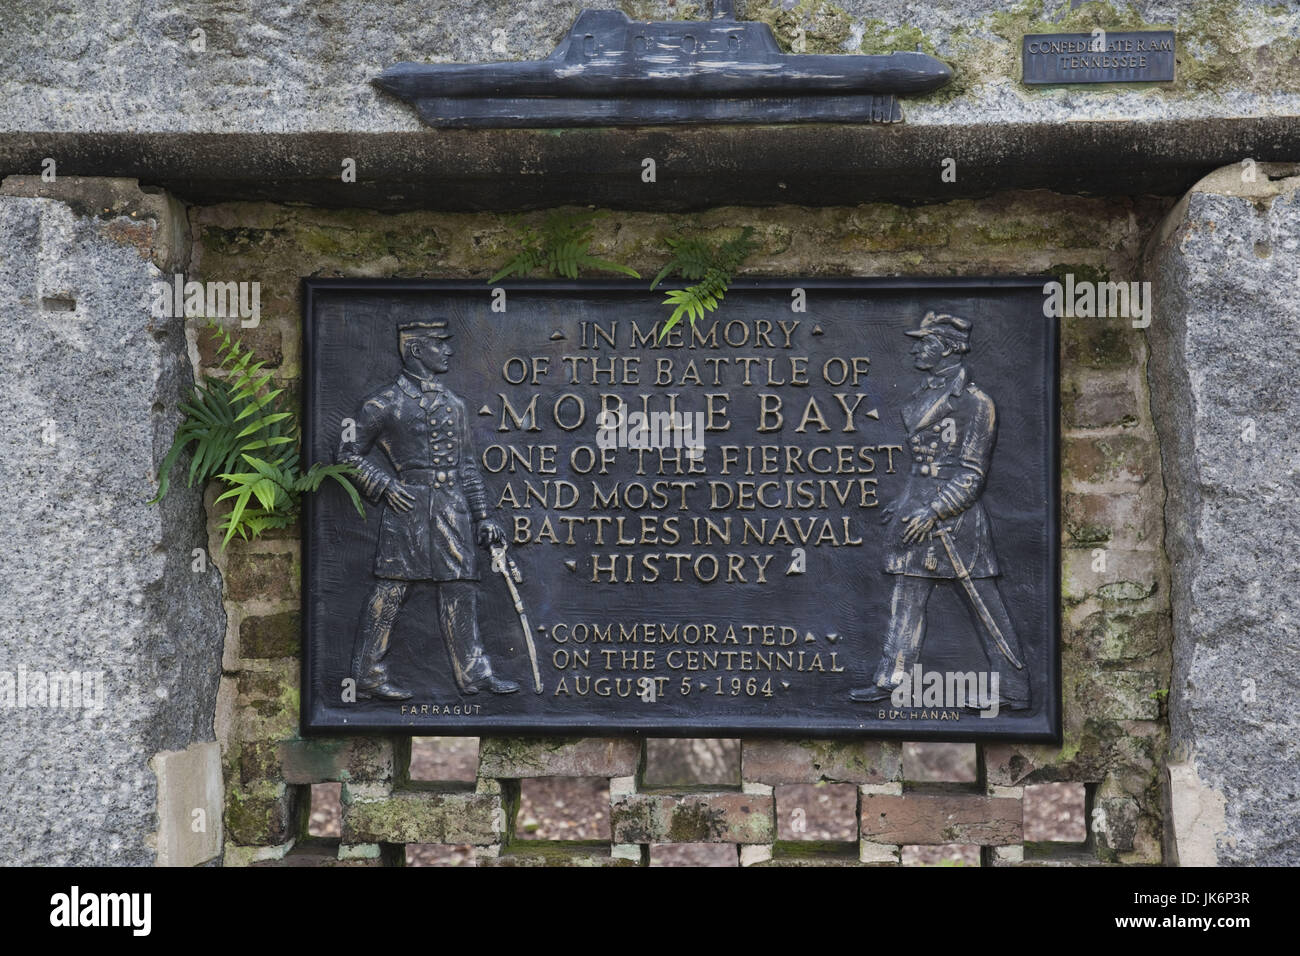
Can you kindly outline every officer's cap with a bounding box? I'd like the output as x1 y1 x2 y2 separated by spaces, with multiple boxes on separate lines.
905 311 971 350
398 320 453 340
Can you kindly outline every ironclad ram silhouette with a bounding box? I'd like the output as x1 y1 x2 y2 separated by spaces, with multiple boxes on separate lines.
375 1 953 126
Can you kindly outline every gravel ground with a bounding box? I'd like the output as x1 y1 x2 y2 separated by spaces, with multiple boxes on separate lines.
306 737 1086 866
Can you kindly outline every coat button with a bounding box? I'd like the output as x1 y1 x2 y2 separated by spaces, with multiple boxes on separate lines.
437 470 447 482
914 455 922 462
920 465 930 475
932 424 941 432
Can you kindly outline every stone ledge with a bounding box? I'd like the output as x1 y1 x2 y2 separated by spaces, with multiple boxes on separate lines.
4 117 1300 211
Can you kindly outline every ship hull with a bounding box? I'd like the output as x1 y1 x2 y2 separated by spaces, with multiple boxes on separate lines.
401 92 904 127
374 7 952 127
377 52 951 100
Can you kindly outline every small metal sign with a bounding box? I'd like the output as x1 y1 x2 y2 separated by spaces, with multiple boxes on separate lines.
1022 30 1175 85
302 279 1059 740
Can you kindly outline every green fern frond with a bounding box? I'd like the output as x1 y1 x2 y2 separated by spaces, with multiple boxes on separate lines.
652 236 717 288
488 248 544 284
582 256 641 279
489 211 641 282
652 228 757 340
151 320 360 549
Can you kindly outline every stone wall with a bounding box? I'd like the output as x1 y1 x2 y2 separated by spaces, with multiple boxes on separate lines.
3 1 1296 133
1145 163 1300 866
200 192 1174 865
0 178 225 866
4 0 1292 868
3 2 1298 210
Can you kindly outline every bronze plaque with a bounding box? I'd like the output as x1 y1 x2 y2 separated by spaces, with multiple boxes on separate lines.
302 279 1059 740
1022 31 1175 85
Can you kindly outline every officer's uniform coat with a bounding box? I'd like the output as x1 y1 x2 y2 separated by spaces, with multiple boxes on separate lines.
337 372 489 581
883 365 1001 579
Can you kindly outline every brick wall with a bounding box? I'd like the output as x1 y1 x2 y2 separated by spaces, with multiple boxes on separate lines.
202 191 1172 865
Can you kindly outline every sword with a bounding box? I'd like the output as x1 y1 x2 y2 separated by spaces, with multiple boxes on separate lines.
933 526 1025 670
490 542 543 694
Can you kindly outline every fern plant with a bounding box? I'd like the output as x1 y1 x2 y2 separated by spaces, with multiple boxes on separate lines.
489 210 641 282
150 321 363 548
650 226 758 339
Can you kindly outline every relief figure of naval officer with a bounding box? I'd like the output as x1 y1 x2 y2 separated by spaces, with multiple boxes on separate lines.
850 312 1029 709
336 319 518 701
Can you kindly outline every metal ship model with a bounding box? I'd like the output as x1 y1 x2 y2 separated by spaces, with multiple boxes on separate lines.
375 1 953 127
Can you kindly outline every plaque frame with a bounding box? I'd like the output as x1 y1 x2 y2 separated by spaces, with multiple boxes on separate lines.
301 277 1061 742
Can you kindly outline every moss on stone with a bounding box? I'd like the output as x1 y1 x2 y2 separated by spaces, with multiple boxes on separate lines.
837 206 951 252
479 735 582 775
240 610 301 659
745 0 853 54
235 664 301 741
202 226 291 255
619 1 705 21
1097 580 1156 603
1049 262 1111 284
1060 317 1139 370
773 839 858 859
238 739 282 785
1080 610 1169 664
666 800 729 842
856 20 937 57
225 781 293 845
344 791 500 845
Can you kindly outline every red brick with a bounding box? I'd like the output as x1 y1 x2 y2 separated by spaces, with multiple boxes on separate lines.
277 737 397 784
240 611 300 658
1062 434 1154 485
1062 373 1139 428
859 791 1022 845
477 737 639 778
1063 488 1160 547
775 783 858 841
224 550 297 602
611 792 773 844
742 739 901 784
342 791 501 845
